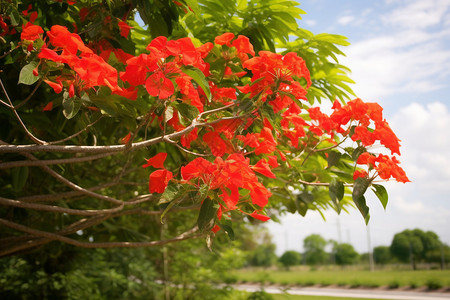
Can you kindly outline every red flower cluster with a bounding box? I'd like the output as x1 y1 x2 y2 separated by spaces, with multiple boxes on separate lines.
356 152 409 183
142 153 174 194
239 51 311 113
181 154 273 222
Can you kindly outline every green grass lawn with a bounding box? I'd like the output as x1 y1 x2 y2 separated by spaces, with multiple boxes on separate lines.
272 295 391 300
232 268 450 289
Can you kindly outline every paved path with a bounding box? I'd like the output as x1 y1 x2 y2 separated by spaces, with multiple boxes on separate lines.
233 284 450 300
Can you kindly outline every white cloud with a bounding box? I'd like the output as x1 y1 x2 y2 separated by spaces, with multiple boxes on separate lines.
340 1 450 102
390 102 450 192
304 19 317 27
337 15 355 26
382 0 450 29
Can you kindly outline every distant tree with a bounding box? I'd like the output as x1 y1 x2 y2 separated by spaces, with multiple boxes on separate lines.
247 230 277 267
390 229 441 269
334 243 359 265
279 250 302 269
303 234 329 265
426 243 450 270
373 246 392 265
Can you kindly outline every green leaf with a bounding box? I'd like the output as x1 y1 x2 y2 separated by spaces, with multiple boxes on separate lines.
12 166 29 192
197 198 218 233
354 195 370 225
351 146 366 161
175 102 199 121
159 181 180 205
9 10 21 26
329 178 344 213
327 151 341 169
181 66 212 102
160 199 180 224
165 105 174 122
372 184 388 209
220 223 235 241
352 177 371 224
18 61 40 85
62 92 81 119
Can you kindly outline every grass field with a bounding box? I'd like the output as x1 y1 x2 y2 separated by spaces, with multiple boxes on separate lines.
272 295 387 300
232 267 450 290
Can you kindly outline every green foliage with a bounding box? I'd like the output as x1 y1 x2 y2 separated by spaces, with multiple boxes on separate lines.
373 246 392 265
303 234 329 265
0 247 160 300
390 229 442 269
233 268 450 289
279 250 302 268
333 243 359 265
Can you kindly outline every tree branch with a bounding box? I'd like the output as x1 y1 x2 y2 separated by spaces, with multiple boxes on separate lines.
0 218 200 249
0 77 47 145
0 152 115 170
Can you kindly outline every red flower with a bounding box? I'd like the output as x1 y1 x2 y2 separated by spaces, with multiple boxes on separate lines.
42 102 53 112
118 21 132 38
143 153 168 169
353 169 368 180
145 71 174 99
231 35 255 56
249 211 271 221
202 131 231 157
251 159 276 178
214 32 234 46
149 169 173 193
21 22 43 41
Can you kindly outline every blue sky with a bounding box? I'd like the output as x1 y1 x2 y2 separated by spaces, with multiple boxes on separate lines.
267 0 450 254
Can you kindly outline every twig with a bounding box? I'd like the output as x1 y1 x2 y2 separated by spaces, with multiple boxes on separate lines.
14 79 43 109
0 152 115 169
0 196 124 216
0 77 47 145
0 218 200 249
48 115 104 145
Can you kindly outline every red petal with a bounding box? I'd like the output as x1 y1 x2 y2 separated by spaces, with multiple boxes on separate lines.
143 153 168 169
250 211 270 221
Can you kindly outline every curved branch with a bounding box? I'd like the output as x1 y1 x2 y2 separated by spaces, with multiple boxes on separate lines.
14 79 44 109
0 77 47 145
11 149 126 205
17 181 144 203
0 204 199 257
48 115 104 145
0 103 239 154
0 218 200 249
0 152 115 170
0 196 124 216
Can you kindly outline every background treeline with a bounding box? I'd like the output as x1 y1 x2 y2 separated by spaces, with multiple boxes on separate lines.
246 228 450 270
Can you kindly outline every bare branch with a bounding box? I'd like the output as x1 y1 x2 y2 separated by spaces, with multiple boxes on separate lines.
14 79 44 109
0 204 200 256
0 218 200 249
0 196 124 216
0 103 239 154
0 77 47 145
0 152 115 170
48 115 104 145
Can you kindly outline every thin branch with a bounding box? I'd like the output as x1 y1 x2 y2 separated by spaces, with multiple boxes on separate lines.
0 218 200 249
0 77 47 145
0 103 239 154
0 196 124 216
0 204 200 256
17 181 144 203
164 136 210 157
17 150 125 205
13 79 43 109
0 152 115 170
297 178 353 187
48 115 104 145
